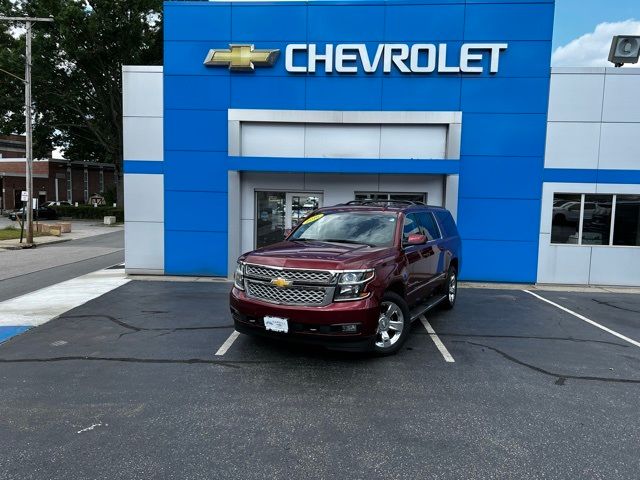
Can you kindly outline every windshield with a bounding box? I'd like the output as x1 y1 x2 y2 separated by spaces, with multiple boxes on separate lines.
289 211 398 247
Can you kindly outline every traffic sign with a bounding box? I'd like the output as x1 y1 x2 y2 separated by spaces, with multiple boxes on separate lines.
21 190 28 202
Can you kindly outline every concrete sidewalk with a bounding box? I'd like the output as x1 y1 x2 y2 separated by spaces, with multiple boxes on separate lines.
0 218 123 249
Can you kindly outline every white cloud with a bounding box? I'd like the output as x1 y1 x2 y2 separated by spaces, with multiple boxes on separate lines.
552 19 640 67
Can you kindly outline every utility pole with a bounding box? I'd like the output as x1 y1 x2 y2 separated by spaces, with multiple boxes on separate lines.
0 16 54 246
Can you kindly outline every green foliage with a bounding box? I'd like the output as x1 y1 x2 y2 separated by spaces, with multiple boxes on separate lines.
103 185 117 206
52 205 124 222
0 0 163 169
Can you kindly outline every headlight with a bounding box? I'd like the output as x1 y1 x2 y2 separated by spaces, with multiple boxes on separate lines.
334 269 374 301
234 261 245 291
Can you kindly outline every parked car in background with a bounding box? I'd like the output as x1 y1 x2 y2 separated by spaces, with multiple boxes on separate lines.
42 201 73 208
230 201 462 355
9 205 58 221
553 201 597 224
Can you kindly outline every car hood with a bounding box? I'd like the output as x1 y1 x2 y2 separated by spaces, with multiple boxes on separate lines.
242 240 395 270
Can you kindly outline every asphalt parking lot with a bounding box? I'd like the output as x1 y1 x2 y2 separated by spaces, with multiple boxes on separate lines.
1 280 639 479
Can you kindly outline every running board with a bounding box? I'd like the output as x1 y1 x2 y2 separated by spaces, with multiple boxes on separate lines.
409 294 447 322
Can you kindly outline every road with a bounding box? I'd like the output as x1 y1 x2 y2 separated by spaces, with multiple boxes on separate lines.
0 230 123 302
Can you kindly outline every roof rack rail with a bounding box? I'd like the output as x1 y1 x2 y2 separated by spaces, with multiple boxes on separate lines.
343 200 427 207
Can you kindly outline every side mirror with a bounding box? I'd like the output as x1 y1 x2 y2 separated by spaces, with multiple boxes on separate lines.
406 233 427 246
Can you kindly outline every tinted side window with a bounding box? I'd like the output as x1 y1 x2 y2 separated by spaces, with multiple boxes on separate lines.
403 213 421 242
435 211 458 238
417 212 441 240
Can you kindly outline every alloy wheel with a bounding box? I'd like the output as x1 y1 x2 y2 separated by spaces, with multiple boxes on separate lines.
375 301 405 349
448 272 457 304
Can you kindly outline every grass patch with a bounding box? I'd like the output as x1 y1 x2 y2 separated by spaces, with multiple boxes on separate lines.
0 226 47 241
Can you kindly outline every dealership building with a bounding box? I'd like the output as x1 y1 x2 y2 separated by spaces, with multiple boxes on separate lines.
123 0 640 286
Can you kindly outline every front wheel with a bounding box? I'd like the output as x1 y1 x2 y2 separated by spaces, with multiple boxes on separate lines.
372 291 411 356
440 266 458 310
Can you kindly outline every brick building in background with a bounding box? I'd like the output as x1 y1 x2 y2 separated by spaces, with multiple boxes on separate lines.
0 135 116 212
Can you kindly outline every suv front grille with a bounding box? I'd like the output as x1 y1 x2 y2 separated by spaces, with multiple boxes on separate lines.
246 280 328 306
245 264 334 285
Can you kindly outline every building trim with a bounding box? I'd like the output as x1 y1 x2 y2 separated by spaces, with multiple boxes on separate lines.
228 109 462 163
544 168 640 184
124 160 165 175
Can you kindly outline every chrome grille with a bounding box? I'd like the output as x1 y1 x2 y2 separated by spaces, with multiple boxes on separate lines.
246 280 327 306
245 264 334 284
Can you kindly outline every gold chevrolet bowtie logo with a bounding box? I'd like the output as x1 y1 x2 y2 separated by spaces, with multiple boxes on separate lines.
203 44 280 71
270 277 292 288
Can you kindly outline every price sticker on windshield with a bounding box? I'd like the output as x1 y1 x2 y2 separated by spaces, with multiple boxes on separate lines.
302 213 324 225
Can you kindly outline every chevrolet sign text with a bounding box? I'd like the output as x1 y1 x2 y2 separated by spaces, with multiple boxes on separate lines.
285 43 508 74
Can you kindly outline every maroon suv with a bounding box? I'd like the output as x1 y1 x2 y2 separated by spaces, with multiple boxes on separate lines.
230 201 462 355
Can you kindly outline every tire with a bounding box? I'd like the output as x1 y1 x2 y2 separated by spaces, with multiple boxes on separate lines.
440 266 458 310
372 291 411 356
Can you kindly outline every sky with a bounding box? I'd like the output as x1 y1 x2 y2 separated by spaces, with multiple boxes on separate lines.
552 0 640 67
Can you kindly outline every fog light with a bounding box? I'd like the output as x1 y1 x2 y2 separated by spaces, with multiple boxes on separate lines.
341 324 358 333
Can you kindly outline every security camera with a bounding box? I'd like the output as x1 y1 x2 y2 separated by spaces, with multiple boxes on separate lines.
608 35 640 67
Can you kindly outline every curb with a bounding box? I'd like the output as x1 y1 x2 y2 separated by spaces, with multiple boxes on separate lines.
0 238 72 250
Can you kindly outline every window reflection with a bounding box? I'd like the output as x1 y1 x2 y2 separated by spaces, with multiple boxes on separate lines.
290 212 397 247
613 195 640 247
403 214 421 242
582 195 613 245
256 191 285 248
551 194 581 244
417 212 441 240
291 195 320 229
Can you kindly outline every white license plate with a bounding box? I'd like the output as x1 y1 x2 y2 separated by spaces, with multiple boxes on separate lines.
264 316 289 333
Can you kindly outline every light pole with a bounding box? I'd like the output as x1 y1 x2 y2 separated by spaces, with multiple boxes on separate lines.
0 16 54 246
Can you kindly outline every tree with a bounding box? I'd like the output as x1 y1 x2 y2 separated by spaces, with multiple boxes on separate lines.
0 0 162 203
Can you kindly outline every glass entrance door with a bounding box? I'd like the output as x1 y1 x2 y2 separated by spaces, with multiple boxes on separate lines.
255 191 323 248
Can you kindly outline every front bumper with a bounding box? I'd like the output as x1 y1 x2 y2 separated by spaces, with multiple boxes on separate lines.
229 287 380 351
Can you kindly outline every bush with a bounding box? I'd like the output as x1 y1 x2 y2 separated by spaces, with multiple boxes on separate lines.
103 186 117 206
52 205 124 223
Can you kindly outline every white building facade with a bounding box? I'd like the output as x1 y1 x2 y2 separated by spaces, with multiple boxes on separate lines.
539 67 640 285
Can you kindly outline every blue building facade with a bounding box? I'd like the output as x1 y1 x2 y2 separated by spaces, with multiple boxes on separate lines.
125 0 556 282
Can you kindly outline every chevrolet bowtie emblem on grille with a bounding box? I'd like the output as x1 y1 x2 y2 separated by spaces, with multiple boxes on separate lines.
270 277 292 288
203 44 280 71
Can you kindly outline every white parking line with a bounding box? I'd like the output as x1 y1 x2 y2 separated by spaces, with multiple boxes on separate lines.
523 290 640 349
215 330 240 356
419 315 455 362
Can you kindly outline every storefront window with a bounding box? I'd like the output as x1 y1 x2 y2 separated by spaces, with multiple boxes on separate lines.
255 191 285 248
550 193 640 247
613 195 640 247
551 193 581 244
581 195 613 245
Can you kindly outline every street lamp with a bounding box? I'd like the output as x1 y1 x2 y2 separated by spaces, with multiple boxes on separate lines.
0 16 54 246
